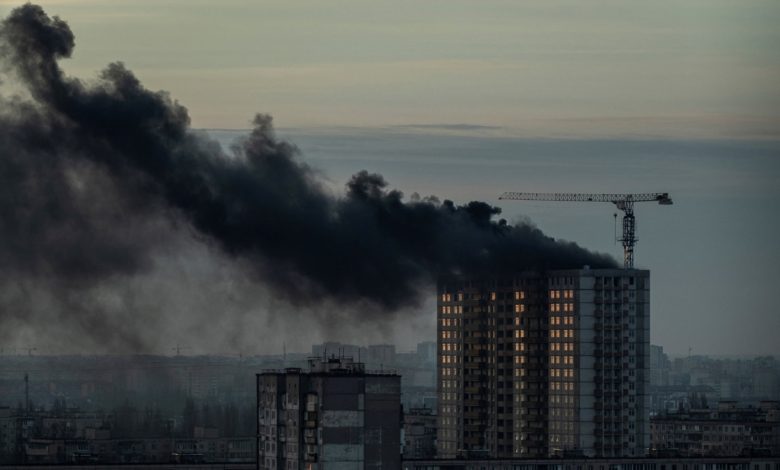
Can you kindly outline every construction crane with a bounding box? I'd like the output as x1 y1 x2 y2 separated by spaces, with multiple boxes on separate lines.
498 192 673 269
171 344 191 356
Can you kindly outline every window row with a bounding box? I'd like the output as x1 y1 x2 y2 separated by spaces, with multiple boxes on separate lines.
551 355 575 365
550 395 576 404
550 303 575 312
551 368 575 378
550 289 575 299
551 329 575 338
551 316 575 325
550 382 576 391
440 305 463 314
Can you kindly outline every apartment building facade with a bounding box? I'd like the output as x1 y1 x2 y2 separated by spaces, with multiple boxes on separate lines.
436 268 650 459
257 357 401 470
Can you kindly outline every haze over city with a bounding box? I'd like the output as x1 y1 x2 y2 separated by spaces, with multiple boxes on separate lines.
0 0 778 359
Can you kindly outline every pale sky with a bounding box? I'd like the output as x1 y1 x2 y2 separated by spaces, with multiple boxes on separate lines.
1 0 778 137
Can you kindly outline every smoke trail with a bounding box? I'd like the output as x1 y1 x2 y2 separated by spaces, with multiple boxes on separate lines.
0 4 616 331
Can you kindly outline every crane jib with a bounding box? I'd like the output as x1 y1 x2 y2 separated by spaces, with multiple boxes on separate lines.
498 191 672 269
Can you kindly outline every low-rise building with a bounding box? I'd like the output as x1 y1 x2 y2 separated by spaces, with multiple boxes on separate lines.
403 407 437 459
402 456 780 470
651 401 780 457
257 356 401 470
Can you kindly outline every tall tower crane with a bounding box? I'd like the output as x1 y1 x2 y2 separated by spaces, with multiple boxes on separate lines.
498 192 673 269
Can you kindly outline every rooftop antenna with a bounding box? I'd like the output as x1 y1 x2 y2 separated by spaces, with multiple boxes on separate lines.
24 373 30 412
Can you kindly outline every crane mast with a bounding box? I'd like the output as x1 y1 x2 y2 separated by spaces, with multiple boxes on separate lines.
498 192 672 269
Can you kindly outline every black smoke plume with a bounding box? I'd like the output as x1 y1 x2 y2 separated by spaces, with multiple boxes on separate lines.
0 5 615 341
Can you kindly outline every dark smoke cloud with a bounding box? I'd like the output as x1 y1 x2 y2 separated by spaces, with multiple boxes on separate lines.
0 4 616 344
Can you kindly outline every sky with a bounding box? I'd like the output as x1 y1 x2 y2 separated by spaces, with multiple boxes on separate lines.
1 0 778 137
0 1 778 357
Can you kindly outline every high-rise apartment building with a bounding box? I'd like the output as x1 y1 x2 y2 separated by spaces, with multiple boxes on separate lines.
257 357 401 470
437 268 650 459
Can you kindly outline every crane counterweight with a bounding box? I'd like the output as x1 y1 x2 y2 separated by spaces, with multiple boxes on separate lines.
498 192 672 269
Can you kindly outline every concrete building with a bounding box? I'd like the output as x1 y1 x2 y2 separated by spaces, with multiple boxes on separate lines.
403 408 437 460
256 356 401 470
402 456 780 470
437 268 650 459
650 345 671 388
651 400 780 457
367 344 396 369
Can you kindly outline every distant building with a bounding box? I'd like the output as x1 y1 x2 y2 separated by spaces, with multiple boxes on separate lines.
0 406 255 465
403 408 437 460
311 342 437 412
650 345 671 387
402 456 780 470
0 407 14 463
416 342 436 365
651 400 780 457
311 342 367 363
368 344 396 368
256 356 401 470
437 268 650 459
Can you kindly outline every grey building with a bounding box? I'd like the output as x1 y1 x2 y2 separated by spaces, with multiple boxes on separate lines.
402 456 780 470
437 268 650 459
651 400 780 457
403 408 437 460
257 356 401 470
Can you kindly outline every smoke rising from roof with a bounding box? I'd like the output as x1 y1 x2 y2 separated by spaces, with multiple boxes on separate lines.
0 5 616 351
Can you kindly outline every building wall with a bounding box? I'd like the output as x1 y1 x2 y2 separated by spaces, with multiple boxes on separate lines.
257 373 285 470
403 456 780 470
651 402 780 457
436 269 650 460
403 409 437 459
365 375 401 469
257 359 401 470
